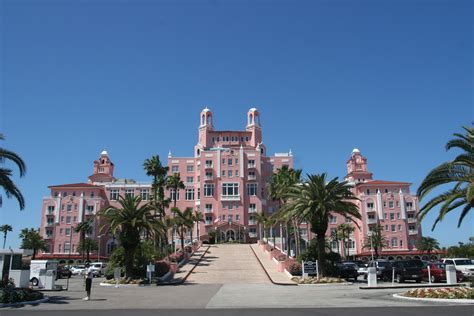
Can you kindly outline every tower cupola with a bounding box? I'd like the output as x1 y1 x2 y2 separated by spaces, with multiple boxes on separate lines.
88 150 115 183
200 107 213 129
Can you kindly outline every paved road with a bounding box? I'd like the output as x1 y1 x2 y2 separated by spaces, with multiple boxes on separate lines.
3 306 473 316
186 244 271 284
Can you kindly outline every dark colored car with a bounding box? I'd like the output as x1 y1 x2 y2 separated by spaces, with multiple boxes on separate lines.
57 266 72 279
422 262 464 283
336 262 359 281
364 260 392 281
389 260 423 283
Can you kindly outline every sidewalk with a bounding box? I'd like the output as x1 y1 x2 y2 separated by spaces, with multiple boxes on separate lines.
165 246 210 284
249 244 296 285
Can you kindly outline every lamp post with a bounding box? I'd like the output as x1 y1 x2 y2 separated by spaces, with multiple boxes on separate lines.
66 226 74 291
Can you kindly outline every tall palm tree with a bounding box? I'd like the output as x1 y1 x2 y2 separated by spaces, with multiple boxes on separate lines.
254 211 268 240
193 210 205 242
166 172 185 208
416 236 440 256
285 173 360 276
75 220 92 261
19 228 47 259
269 166 302 256
330 228 341 257
77 237 98 262
337 223 355 260
143 155 169 216
417 125 473 229
0 224 13 248
362 225 388 259
172 207 194 252
0 134 26 209
98 195 161 278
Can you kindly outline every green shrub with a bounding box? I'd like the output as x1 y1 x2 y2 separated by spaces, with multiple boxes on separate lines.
0 288 43 304
287 261 302 276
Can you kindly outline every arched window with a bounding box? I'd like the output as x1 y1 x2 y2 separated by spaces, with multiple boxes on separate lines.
201 114 205 125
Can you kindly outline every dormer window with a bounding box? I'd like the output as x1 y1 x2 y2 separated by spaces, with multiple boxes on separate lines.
99 167 105 173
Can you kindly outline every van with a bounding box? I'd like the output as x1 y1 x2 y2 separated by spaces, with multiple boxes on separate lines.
30 260 58 286
90 262 107 276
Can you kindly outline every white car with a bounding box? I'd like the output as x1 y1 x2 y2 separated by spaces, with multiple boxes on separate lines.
70 265 86 275
442 258 474 277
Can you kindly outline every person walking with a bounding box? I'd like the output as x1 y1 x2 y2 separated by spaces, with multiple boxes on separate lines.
83 262 93 300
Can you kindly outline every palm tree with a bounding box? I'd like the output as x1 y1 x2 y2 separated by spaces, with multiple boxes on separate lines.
337 223 355 260
143 155 169 216
285 173 360 276
254 211 268 241
269 166 302 256
75 220 92 261
362 225 388 259
77 237 98 262
193 210 205 242
172 207 194 252
98 195 161 278
416 236 440 257
19 228 47 259
0 134 26 209
0 224 12 248
330 228 341 257
166 172 185 209
417 125 473 229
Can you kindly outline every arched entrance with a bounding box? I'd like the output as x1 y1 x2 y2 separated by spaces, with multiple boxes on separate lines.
226 230 235 242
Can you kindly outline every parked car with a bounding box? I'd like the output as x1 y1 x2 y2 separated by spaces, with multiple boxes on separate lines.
441 258 474 278
389 260 423 283
57 266 72 279
90 262 107 277
422 262 464 283
70 265 86 275
364 260 392 281
336 262 359 281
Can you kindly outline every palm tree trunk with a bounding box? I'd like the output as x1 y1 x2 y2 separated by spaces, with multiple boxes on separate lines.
180 229 185 252
86 250 90 262
286 222 291 256
3 234 6 248
124 247 135 278
32 249 37 260
316 233 326 277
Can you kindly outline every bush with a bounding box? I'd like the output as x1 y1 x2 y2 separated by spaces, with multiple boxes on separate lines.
0 288 43 304
287 261 302 276
184 246 192 253
154 260 170 277
169 251 184 263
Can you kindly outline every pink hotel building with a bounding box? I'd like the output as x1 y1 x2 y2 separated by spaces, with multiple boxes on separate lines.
37 108 429 262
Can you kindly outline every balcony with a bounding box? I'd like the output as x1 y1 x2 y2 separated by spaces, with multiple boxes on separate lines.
248 163 256 169
220 195 240 201
205 208 213 214
248 208 257 213
248 220 257 225
407 218 417 223
367 218 377 224
47 209 55 215
195 200 201 206
249 232 258 238
205 163 213 169
205 175 213 181
205 220 213 225
408 230 418 235
247 175 257 181
45 222 55 227
44 234 53 239
367 231 373 236
366 207 376 213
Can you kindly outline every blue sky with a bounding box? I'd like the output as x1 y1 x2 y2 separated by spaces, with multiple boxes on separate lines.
1 0 472 248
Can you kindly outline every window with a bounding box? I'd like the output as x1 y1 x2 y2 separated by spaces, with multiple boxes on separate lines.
235 158 238 164
236 214 240 221
391 225 396 232
222 158 225 164
228 170 233 177
366 189 371 195
222 183 239 196
384 213 388 220
331 241 338 249
170 189 180 201
48 205 55 213
222 170 226 177
390 213 395 220
187 165 194 172
54 192 59 197
46 229 53 238
329 216 337 224
110 189 119 200
63 192 68 197
406 202 413 210
409 225 416 231
86 205 94 213
186 176 194 183
397 213 400 219
400 240 403 247
205 160 213 167
204 184 214 197
383 202 387 207
345 217 351 223
58 244 62 253
398 224 402 231
90 192 95 198
140 189 150 200
99 167 105 173
391 238 398 247
125 189 135 198
228 203 233 210
389 201 394 208
72 191 76 196
205 204 212 212
74 204 78 210
249 203 256 211
385 189 389 193
185 188 195 201
330 228 337 236
228 215 233 222
65 228 71 236
65 216 71 224
60 228 63 235
222 215 226 221
385 224 388 231
368 214 375 220
172 165 179 173
73 216 77 222
67 204 72 212
247 183 257 196
366 202 374 209
64 242 71 253
235 170 239 176
248 171 256 179
248 159 255 167
205 171 213 179
228 158 233 166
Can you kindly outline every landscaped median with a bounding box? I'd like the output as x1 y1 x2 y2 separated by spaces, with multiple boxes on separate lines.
393 287 474 304
0 286 46 307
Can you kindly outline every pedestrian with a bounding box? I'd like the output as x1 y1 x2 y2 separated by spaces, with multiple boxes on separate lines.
83 262 93 301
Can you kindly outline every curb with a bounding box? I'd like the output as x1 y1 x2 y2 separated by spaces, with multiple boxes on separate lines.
0 296 49 308
248 244 297 286
99 282 148 287
159 245 211 286
360 283 467 290
392 293 474 304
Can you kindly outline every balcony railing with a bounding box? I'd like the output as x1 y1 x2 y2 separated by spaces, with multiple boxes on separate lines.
248 163 256 169
205 175 213 181
247 175 257 180
248 220 257 225
47 209 55 215
220 195 240 201
408 230 418 235
205 208 213 214
205 220 212 225
45 222 55 227
367 231 373 236
249 232 258 238
367 218 377 224
366 207 376 212
44 234 53 239
248 208 257 213
407 218 417 223
205 163 213 169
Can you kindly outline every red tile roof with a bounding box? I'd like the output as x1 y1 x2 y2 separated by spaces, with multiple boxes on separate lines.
48 183 102 188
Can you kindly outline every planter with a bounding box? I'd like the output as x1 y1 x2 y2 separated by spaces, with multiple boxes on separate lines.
169 262 178 274
277 261 285 273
